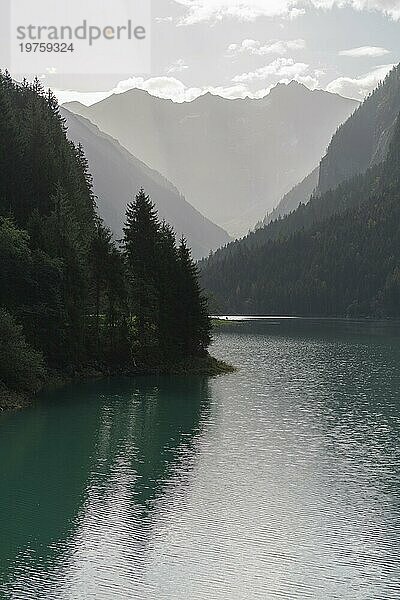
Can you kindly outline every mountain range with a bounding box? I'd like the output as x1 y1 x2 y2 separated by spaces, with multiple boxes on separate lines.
60 108 230 259
64 82 358 237
200 65 400 317
261 65 400 224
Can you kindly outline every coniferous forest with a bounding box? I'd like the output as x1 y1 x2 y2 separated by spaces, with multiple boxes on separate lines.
201 112 400 318
0 72 215 408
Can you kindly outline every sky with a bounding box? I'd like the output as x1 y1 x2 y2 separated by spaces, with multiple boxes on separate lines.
5 0 400 104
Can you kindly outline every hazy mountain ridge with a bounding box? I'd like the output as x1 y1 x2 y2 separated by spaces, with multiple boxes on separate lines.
201 115 400 316
64 83 358 236
258 66 400 226
200 67 400 316
259 167 319 227
60 108 231 259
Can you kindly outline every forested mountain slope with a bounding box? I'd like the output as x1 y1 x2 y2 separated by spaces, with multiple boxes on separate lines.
201 117 400 317
64 83 357 236
61 108 230 259
318 64 400 193
257 65 400 226
259 167 319 227
204 65 400 259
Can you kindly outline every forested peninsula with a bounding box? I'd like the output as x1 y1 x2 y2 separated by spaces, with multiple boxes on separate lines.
0 72 229 412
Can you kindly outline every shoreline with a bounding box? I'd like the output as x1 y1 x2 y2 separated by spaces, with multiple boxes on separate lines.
212 315 400 322
0 354 236 414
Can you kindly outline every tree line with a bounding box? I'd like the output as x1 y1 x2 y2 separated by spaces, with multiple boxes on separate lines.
0 71 211 404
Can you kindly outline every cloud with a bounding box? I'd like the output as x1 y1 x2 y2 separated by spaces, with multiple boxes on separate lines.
111 76 200 101
339 45 390 57
232 57 311 84
326 63 395 98
172 0 400 24
173 0 305 24
293 74 322 89
230 57 326 91
155 16 174 23
326 0 400 20
55 90 114 105
228 38 306 57
166 59 189 74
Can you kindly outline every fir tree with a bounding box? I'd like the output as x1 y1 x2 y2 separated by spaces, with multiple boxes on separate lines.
156 221 181 361
178 238 211 356
122 189 160 363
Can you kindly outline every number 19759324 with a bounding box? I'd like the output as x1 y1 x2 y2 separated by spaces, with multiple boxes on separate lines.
19 43 74 53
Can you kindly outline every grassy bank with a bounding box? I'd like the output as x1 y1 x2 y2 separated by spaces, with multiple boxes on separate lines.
145 354 236 376
0 385 29 412
0 354 235 414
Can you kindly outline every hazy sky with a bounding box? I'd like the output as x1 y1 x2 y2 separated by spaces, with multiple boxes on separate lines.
6 0 400 104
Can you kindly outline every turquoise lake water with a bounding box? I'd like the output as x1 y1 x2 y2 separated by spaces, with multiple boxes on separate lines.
1 318 400 599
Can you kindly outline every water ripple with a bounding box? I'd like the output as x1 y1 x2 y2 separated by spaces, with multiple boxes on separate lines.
0 319 400 598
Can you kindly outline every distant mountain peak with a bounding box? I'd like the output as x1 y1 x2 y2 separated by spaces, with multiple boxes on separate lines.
63 100 87 110
269 80 309 95
65 82 358 236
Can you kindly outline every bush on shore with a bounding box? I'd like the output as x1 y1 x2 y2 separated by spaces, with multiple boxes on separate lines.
0 308 45 396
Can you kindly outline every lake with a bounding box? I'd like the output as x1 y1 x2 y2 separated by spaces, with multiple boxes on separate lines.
1 318 400 599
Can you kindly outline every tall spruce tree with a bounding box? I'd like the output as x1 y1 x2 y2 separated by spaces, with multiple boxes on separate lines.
122 189 160 363
122 192 212 364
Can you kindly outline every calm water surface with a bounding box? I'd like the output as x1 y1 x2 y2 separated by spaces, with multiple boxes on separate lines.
1 318 400 599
